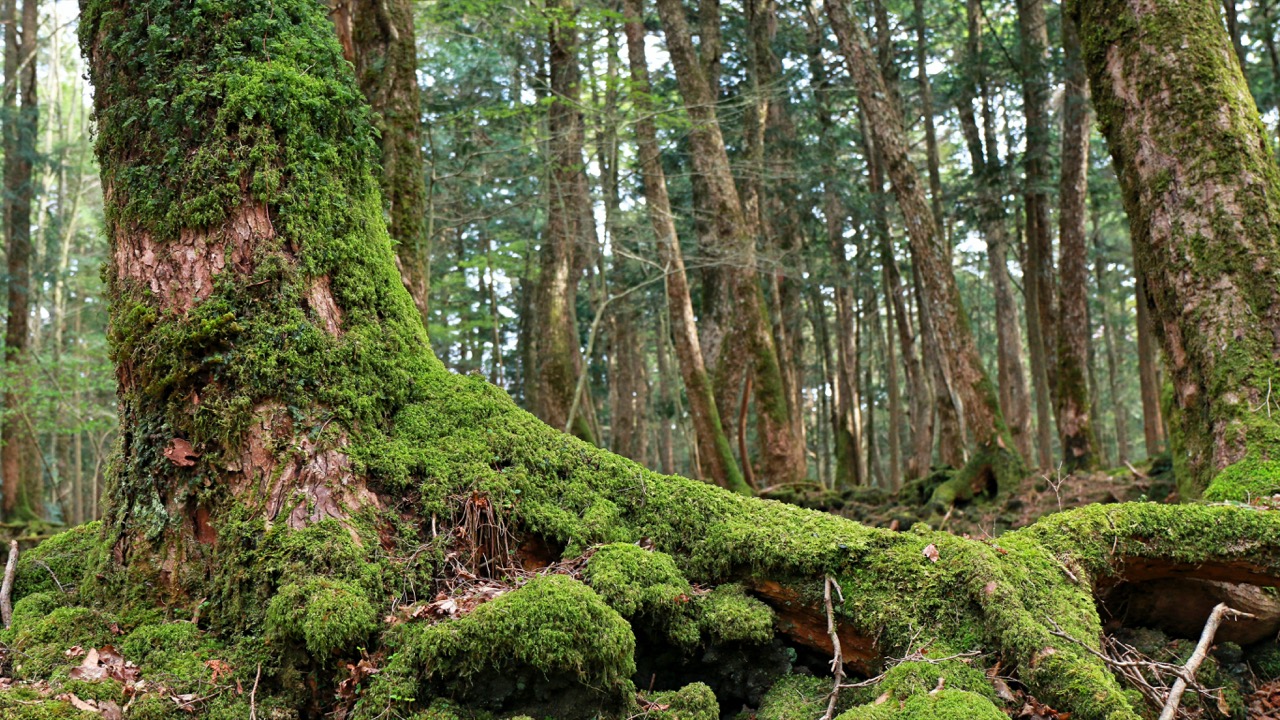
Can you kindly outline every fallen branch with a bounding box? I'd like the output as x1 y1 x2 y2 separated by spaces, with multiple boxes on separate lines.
820 575 845 720
1 540 18 628
1158 603 1254 720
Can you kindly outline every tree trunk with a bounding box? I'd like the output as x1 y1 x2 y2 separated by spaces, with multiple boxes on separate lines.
958 0 1033 466
911 0 945 248
1 0 38 522
35 5 1280 720
655 0 805 487
623 0 747 492
331 0 431 325
1134 270 1166 458
1019 0 1059 468
1055 12 1099 471
1095 234 1131 466
532 0 596 444
1075 0 1280 498
826 0 1023 497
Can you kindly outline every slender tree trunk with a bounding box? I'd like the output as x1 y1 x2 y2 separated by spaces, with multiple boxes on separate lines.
958 0 1033 465
1223 0 1246 70
532 0 596 444
912 0 945 248
1095 235 1131 466
881 263 903 489
1075 0 1280 497
826 0 1022 495
1134 271 1165 458
1019 0 1059 465
622 0 747 491
656 0 805 487
1056 13 1098 471
1 0 38 521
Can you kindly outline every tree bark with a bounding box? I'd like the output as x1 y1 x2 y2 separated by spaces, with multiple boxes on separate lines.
1134 270 1166 458
330 0 431 325
1055 12 1099 471
655 0 805 487
825 0 1023 496
1075 0 1280 497
623 0 747 492
532 0 596 444
1019 0 1058 468
1095 234 1131 465
1 0 38 522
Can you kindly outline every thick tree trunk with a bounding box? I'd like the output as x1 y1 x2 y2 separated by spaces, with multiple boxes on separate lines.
655 0 805 487
532 0 596 444
622 0 747 492
1056 13 1099 471
825 0 1023 497
331 0 430 325
1075 0 1280 498
42 4 1280 720
1 0 38 522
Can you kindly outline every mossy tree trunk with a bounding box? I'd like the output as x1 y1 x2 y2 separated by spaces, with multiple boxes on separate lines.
330 0 431 326
532 0 597 444
1074 0 1280 499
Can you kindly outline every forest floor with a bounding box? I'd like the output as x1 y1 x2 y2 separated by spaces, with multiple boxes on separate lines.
4 458 1280 719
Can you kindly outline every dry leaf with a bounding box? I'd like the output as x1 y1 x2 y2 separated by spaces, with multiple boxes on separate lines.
923 544 940 563
67 694 98 712
164 438 199 467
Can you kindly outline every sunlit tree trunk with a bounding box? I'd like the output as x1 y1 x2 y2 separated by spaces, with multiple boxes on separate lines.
1134 273 1165 458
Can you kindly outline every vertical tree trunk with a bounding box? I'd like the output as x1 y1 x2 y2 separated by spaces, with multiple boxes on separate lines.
622 0 747 491
1075 0 1280 498
912 0 945 249
656 0 805 487
532 0 596 444
1019 0 1058 468
958 0 1033 465
1223 0 1246 69
1 0 38 521
1094 236 1131 466
881 263 903 489
1134 272 1165 458
826 0 1023 495
330 0 430 324
1055 13 1099 471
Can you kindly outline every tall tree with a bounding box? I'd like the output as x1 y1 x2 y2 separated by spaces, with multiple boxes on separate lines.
1 0 38 521
1076 0 1280 497
1134 270 1165 457
1055 13 1098 471
655 0 806 486
825 0 1024 497
622 0 747 492
958 0 1033 465
531 0 596 443
1018 0 1057 469
330 0 431 324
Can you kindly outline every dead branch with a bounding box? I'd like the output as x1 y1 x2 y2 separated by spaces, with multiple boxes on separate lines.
1158 603 1254 720
820 575 845 720
1 540 18 628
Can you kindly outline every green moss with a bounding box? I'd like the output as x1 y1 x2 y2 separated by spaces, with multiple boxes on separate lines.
696 584 774 645
366 575 635 717
6 607 120 680
644 682 719 720
265 577 377 658
13 522 103 602
0 689 97 720
837 689 1007 720
756 674 833 720
876 659 995 702
1203 454 1280 501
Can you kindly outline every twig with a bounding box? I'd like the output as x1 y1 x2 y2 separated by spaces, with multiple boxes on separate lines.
1158 603 1254 720
249 663 261 720
1123 461 1149 480
1 540 18 628
820 575 845 720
